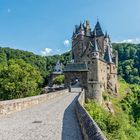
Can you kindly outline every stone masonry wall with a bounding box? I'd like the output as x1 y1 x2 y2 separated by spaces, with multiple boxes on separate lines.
76 90 107 140
0 90 67 116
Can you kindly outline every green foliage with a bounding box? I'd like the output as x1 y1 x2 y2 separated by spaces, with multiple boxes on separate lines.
113 43 140 84
0 47 47 78
0 59 43 100
85 101 127 140
85 81 140 140
53 75 64 85
121 84 140 123
0 47 71 84
0 46 71 100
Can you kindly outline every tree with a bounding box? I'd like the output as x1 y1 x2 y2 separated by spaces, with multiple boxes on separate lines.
53 75 64 86
0 59 43 100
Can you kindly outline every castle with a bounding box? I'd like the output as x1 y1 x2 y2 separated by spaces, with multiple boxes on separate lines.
64 20 118 104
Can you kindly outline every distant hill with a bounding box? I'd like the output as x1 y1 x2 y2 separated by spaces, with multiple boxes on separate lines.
0 47 71 84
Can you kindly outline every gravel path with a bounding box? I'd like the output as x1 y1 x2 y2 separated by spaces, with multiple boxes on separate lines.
0 91 83 140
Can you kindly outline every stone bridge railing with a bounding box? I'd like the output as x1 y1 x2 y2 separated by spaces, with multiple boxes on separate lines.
76 90 107 140
0 89 67 116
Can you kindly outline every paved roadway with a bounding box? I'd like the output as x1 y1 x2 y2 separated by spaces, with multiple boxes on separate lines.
0 89 83 140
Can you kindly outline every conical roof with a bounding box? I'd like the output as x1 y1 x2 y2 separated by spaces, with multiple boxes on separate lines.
94 21 104 37
104 45 113 63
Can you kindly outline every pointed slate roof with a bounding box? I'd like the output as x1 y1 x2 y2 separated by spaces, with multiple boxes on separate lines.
94 21 104 37
104 45 113 63
91 30 99 52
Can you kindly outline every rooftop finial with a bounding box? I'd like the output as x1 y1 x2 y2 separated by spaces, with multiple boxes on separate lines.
97 16 99 22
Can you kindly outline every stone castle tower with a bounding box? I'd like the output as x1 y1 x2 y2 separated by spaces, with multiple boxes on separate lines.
64 20 118 104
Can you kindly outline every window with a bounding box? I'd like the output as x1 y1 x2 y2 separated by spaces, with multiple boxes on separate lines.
88 61 90 64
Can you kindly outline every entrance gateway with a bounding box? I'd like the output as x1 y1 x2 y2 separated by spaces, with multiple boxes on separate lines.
63 63 88 92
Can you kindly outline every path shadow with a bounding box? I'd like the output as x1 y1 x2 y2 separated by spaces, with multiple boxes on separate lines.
61 93 83 140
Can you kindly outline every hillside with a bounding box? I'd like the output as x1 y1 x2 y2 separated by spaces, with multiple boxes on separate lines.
0 47 71 82
0 43 140 100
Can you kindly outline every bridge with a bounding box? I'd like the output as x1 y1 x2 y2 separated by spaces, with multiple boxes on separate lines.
0 87 106 140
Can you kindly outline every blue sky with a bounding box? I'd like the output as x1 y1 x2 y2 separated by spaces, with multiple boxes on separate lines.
0 0 140 55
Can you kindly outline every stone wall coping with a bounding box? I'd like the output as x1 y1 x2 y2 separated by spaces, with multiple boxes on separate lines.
0 89 67 116
0 90 65 104
76 90 107 140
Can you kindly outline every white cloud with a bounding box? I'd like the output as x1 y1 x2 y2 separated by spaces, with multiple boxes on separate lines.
115 38 140 44
41 48 52 56
7 8 11 13
64 39 70 47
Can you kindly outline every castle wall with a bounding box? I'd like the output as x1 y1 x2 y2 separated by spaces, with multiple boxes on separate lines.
109 64 118 93
87 81 102 104
97 60 107 91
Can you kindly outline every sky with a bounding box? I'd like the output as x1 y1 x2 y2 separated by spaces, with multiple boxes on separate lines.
0 0 140 56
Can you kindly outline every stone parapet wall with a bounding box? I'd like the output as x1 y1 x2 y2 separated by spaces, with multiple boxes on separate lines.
0 90 67 116
76 90 107 140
